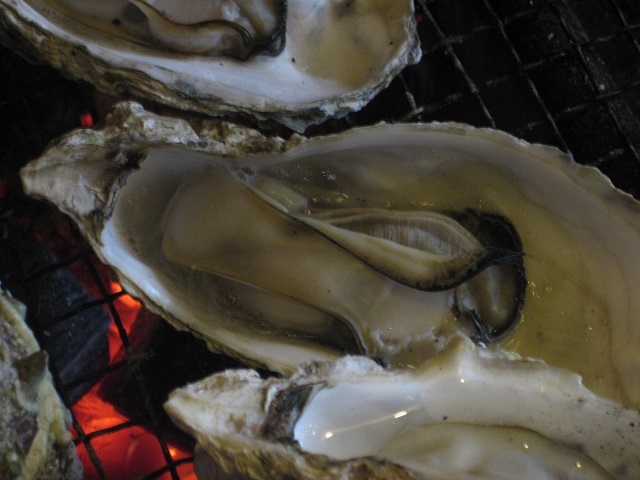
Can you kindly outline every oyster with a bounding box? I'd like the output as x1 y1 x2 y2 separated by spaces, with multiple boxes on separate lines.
0 289 83 480
21 102 640 413
42 0 287 59
0 0 420 131
164 338 640 479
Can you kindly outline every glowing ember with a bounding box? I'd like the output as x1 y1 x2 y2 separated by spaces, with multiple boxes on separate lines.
70 279 196 479
107 281 142 364
18 200 196 478
80 111 95 128
74 387 194 480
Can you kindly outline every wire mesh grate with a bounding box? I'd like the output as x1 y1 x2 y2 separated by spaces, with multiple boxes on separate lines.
1 1 640 478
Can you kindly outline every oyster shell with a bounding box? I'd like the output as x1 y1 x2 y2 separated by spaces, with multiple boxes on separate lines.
0 289 83 480
164 338 640 479
0 0 420 131
43 0 287 59
21 102 640 413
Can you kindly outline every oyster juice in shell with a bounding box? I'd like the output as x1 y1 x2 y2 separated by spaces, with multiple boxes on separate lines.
0 0 420 131
165 338 640 479
20 102 640 478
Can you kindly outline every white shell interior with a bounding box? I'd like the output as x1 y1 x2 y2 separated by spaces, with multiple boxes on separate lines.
291 341 640 479
100 147 346 369
4 0 419 129
21 110 640 479
164 340 640 480
92 124 640 408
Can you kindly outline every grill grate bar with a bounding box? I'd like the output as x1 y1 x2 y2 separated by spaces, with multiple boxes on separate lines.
22 249 95 283
417 0 498 128
3 228 111 479
555 0 640 164
148 458 197 480
482 0 569 151
81 253 184 480
71 418 109 480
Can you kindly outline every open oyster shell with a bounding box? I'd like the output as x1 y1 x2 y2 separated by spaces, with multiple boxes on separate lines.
21 102 640 414
0 0 420 131
164 338 640 479
0 289 83 480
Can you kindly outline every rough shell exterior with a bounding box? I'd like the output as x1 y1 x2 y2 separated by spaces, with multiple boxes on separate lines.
166 358 422 480
0 0 421 131
0 289 83 480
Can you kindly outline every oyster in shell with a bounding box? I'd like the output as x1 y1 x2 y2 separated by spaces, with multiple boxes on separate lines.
164 338 640 479
0 0 420 131
42 0 287 59
21 102 640 414
0 289 83 480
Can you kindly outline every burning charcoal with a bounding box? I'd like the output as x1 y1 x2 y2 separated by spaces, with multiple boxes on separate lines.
0 220 110 403
110 318 267 434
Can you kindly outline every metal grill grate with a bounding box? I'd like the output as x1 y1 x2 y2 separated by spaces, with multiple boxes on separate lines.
340 0 640 198
1 1 640 478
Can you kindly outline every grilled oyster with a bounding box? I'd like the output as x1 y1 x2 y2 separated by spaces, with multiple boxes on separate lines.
42 0 287 60
21 102 640 414
0 0 420 131
164 338 640 479
0 289 82 480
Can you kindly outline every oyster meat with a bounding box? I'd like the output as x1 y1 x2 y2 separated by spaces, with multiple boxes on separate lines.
0 0 420 131
21 102 640 413
0 289 83 480
20 102 640 479
164 338 640 479
43 0 287 59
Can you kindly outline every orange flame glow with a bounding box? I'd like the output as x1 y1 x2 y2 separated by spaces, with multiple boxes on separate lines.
80 111 95 128
72 280 195 479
